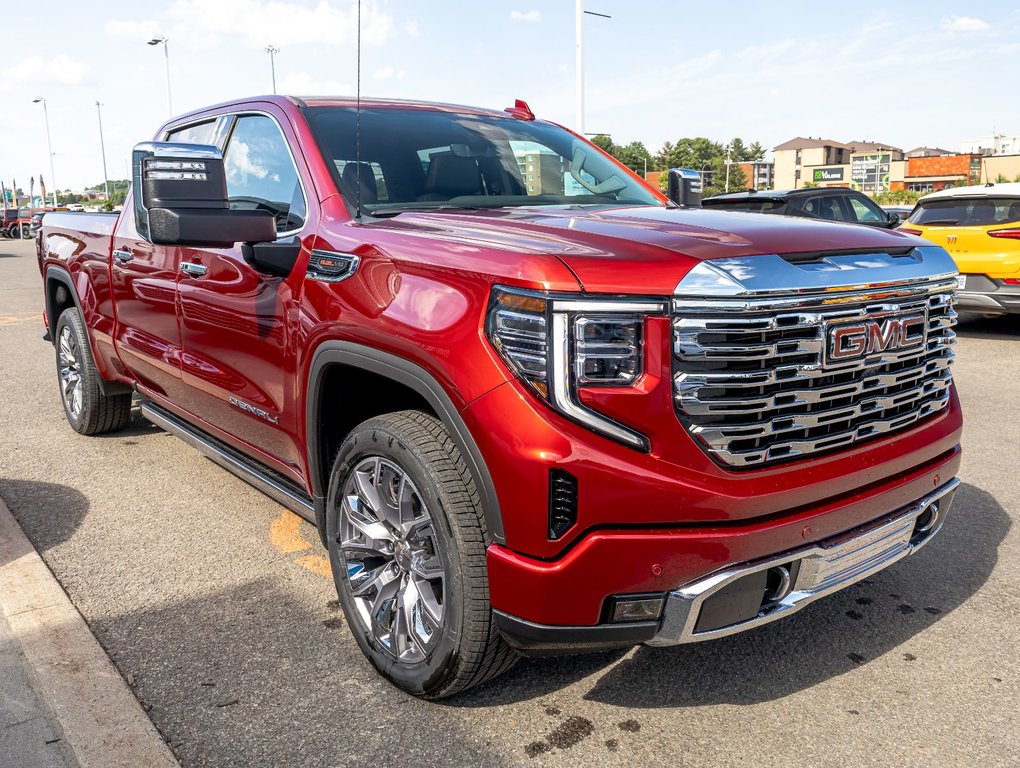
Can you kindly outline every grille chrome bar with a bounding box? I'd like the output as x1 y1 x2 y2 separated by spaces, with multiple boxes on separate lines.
672 248 958 467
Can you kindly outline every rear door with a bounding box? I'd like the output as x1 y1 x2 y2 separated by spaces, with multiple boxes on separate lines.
175 109 314 481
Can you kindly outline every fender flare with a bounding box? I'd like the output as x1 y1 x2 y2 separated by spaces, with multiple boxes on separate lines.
44 266 132 397
305 341 505 545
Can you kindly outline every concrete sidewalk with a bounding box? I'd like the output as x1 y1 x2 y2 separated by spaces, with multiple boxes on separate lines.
0 497 179 768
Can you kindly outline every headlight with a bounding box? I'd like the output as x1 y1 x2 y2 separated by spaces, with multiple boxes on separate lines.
487 287 667 451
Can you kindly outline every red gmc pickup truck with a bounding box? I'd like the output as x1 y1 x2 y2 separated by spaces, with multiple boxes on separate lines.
37 95 962 698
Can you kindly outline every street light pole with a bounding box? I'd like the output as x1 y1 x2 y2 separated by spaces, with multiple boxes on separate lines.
265 45 279 94
96 101 110 202
575 0 584 136
574 4 611 138
148 36 173 116
32 98 57 207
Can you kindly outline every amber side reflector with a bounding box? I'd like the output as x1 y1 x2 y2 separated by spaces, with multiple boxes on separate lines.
496 291 547 313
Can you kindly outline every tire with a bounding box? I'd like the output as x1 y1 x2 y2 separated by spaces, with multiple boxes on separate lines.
326 410 517 698
20 224 31 239
54 308 132 435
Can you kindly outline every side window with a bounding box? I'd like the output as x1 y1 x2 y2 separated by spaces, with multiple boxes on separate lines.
848 196 884 223
166 120 217 145
223 115 306 232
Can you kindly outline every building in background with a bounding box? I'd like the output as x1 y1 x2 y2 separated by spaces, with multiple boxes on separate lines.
735 161 774 191
960 135 1020 156
772 137 902 190
905 147 954 158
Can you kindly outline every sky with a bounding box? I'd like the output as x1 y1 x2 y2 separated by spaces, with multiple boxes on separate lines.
1 0 1018 193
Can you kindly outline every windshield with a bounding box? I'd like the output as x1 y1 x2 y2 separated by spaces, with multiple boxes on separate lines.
303 106 663 214
908 197 1020 226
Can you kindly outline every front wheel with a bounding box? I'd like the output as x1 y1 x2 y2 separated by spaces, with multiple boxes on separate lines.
326 411 517 698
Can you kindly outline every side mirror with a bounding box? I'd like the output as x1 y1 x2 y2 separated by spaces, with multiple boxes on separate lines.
132 142 276 247
666 168 703 208
886 211 901 227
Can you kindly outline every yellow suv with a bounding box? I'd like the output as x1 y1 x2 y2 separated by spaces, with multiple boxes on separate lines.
900 183 1020 315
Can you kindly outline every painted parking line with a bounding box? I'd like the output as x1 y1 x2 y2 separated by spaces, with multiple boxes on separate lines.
269 508 331 579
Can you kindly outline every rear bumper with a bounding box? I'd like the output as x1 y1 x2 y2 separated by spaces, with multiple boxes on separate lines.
957 274 1020 315
495 478 959 654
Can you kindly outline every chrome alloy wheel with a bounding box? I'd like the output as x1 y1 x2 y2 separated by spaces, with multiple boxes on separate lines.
58 325 84 420
339 457 447 663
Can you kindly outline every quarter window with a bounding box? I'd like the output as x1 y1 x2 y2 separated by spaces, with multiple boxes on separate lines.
166 120 217 145
223 115 306 232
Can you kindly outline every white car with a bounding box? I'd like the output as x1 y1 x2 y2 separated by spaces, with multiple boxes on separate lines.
66 203 85 212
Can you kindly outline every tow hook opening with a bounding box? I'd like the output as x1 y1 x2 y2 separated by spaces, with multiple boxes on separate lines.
912 503 940 539
763 565 793 604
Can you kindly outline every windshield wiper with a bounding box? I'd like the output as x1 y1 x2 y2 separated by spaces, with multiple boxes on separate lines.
919 219 959 226
368 205 485 218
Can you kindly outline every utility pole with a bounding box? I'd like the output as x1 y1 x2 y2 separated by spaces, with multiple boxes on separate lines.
725 144 733 193
96 101 110 202
32 98 58 207
148 36 173 116
265 45 279 94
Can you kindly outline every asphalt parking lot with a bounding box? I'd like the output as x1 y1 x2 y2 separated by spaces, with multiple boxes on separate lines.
1 236 1017 767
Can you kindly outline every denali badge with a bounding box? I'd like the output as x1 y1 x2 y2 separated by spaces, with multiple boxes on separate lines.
825 313 928 365
228 395 280 425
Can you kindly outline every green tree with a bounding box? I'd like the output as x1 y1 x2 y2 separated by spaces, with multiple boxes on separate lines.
615 141 655 176
589 134 615 154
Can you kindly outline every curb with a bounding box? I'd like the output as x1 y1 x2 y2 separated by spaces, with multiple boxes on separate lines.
0 497 180 768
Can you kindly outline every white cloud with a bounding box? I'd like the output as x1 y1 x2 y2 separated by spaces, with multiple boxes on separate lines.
278 70 351 95
105 19 162 42
404 20 420 38
0 54 88 91
510 10 541 23
940 16 990 32
373 66 405 81
163 0 394 47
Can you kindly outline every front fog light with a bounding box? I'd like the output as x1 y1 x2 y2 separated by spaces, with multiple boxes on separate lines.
609 595 666 623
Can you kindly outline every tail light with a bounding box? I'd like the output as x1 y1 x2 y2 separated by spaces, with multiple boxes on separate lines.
898 228 924 236
487 286 667 450
988 228 1020 239
1003 278 1020 285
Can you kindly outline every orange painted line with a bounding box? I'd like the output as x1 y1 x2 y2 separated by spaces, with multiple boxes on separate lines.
269 508 332 579
269 509 311 554
294 555 332 579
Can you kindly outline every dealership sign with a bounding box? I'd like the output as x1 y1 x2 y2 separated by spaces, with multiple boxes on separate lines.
851 154 891 192
813 167 844 182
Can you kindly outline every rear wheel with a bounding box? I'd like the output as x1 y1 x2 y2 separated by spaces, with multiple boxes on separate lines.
54 308 132 435
326 411 517 698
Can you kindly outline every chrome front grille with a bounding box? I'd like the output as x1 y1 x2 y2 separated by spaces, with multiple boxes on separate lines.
672 271 958 468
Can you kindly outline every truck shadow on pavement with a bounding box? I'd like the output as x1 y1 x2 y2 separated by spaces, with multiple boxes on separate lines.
453 481 1009 708
0 479 90 557
954 313 1020 340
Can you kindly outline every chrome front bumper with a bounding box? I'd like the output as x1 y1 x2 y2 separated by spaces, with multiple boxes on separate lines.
648 478 960 646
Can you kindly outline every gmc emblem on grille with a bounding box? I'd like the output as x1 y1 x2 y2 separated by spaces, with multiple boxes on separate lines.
825 313 928 365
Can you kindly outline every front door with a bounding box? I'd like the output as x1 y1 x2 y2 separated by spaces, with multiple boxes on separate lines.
176 111 313 481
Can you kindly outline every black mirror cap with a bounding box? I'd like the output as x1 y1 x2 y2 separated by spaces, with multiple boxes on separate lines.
886 211 901 227
148 208 276 247
666 168 703 208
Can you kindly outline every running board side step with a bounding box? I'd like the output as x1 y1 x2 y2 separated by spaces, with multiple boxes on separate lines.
139 401 317 524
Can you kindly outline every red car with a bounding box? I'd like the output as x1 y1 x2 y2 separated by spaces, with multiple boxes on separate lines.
37 96 962 698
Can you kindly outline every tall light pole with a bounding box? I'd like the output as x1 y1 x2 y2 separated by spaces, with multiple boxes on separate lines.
265 45 279 94
574 3 611 137
96 101 111 202
148 36 173 116
32 98 58 207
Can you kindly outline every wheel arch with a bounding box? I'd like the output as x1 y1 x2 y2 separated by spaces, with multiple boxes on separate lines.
45 267 131 397
305 342 505 546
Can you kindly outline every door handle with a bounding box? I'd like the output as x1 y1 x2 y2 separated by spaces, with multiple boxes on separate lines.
179 262 208 278
112 249 134 263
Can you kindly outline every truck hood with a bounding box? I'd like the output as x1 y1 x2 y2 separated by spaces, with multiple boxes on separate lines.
380 206 925 295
